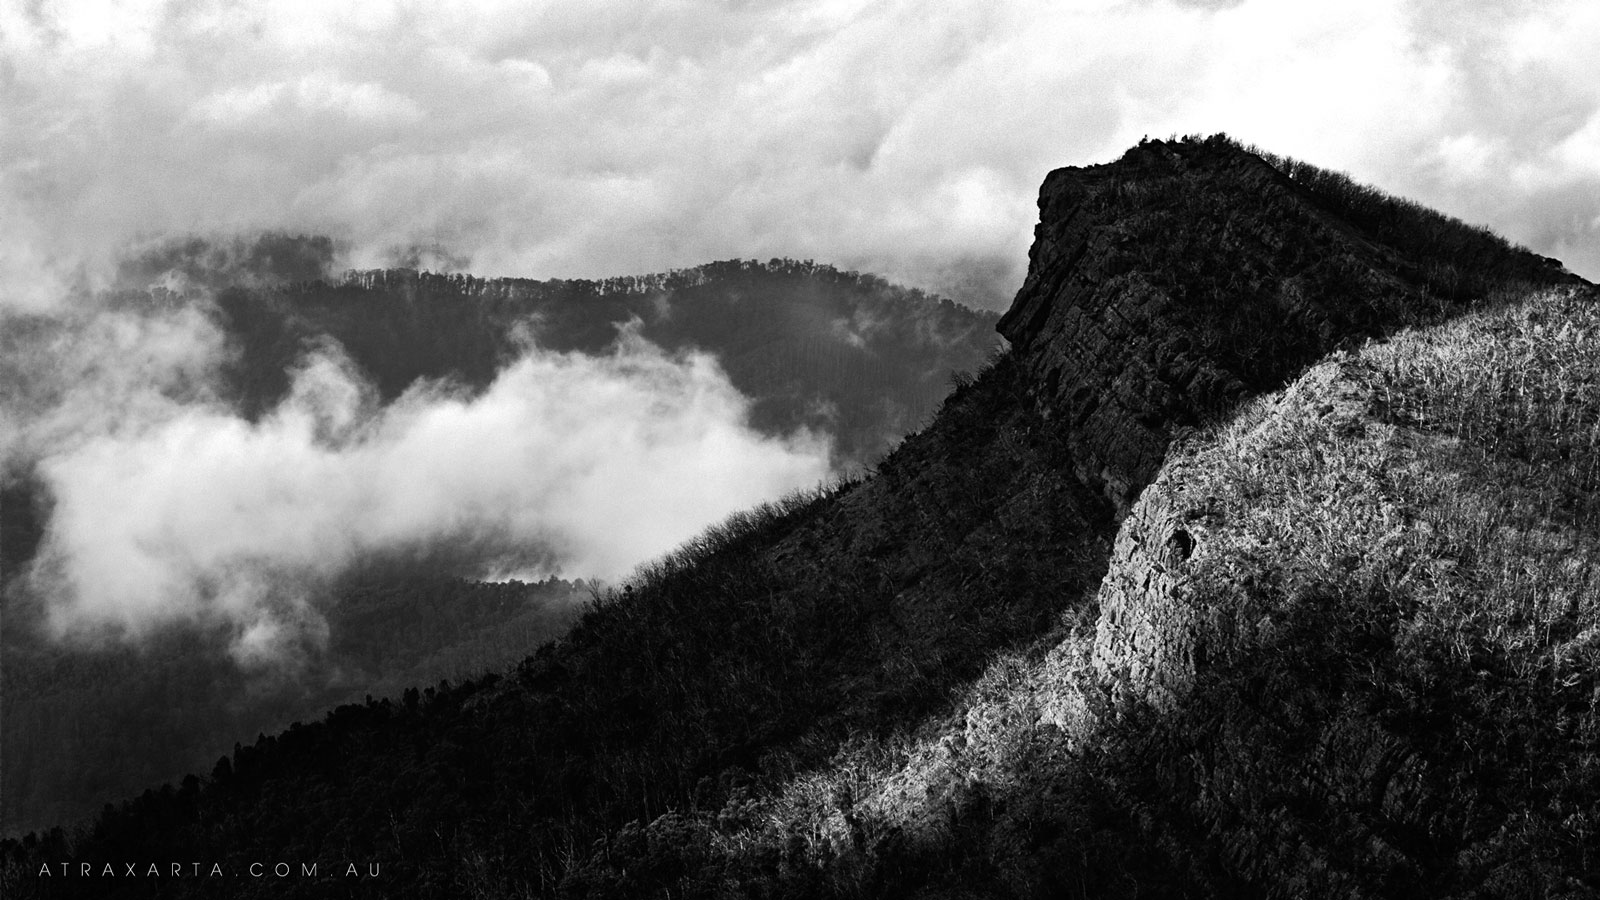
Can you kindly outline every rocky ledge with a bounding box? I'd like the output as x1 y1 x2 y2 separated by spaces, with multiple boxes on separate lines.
998 134 1580 516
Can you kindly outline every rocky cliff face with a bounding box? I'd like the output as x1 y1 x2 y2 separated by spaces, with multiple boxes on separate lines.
1004 137 1587 716
1088 360 1371 710
997 135 1578 516
995 131 1592 711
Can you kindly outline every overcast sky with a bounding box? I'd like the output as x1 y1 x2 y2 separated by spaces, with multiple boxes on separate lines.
4 0 1597 313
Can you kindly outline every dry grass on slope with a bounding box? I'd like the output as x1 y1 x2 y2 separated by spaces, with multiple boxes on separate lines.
1086 283 1600 895
1163 283 1600 697
676 284 1600 898
557 284 1600 899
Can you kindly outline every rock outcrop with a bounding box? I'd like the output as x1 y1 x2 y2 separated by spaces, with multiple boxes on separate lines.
1010 137 1588 717
998 135 1579 515
1087 453 1205 708
1074 287 1600 894
1089 360 1371 710
995 135 1600 894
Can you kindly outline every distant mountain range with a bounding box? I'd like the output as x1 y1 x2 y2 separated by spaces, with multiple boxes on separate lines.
5 134 1598 899
0 258 1000 837
188 257 1000 465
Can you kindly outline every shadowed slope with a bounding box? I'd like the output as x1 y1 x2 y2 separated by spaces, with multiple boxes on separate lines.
999 135 1581 512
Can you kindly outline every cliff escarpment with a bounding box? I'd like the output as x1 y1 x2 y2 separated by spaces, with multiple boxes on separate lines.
999 135 1580 513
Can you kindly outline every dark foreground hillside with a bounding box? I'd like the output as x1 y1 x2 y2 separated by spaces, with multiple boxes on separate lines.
0 576 591 836
4 135 1592 898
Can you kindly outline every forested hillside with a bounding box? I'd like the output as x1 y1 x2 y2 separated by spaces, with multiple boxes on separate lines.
205 257 1000 466
5 257 998 583
3 135 1593 898
1 576 589 837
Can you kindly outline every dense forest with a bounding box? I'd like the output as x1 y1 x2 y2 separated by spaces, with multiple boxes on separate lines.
4 136 1595 898
2 575 589 837
1 257 999 837
191 257 1000 466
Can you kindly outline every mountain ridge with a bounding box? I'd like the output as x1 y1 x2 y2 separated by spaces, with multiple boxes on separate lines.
4 135 1594 898
204 257 1002 468
1000 135 1584 513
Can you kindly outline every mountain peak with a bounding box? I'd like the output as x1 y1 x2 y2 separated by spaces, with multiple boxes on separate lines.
997 133 1582 513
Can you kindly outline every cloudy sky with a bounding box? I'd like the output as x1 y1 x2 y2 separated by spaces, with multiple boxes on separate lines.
4 0 1597 314
4 0 1598 657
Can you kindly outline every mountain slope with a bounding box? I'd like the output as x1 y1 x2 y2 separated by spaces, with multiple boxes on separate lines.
652 282 1599 899
1084 285 1600 894
998 134 1576 512
3 135 1590 899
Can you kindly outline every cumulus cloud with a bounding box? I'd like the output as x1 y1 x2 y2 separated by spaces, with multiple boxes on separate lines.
5 0 1593 316
0 302 228 473
8 306 830 665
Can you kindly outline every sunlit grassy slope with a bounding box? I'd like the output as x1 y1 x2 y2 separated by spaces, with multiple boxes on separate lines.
596 283 1600 897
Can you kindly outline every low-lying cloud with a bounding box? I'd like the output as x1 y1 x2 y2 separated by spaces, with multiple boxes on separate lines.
8 303 831 665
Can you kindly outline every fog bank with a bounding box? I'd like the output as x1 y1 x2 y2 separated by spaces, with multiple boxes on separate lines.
7 303 830 665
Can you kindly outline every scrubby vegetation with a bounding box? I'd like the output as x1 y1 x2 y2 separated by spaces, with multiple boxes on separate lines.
1243 139 1572 300
1107 134 1578 390
1082 284 1600 894
561 285 1600 898
1125 134 1575 306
